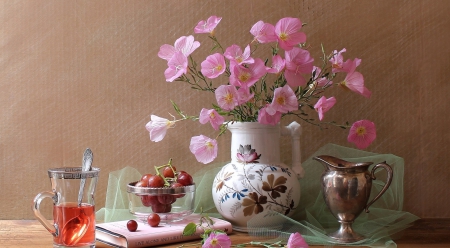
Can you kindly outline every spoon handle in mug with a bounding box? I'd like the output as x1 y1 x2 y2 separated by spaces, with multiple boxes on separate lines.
78 148 93 206
364 161 393 213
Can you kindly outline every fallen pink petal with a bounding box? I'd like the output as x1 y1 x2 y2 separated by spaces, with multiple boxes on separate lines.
287 232 309 248
202 233 231 248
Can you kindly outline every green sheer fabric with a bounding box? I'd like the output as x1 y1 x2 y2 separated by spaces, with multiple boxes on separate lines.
96 143 419 247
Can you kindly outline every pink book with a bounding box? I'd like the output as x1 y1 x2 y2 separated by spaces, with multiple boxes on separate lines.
95 214 232 248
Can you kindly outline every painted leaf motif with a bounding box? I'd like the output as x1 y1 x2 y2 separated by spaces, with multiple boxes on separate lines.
259 195 267 204
242 197 254 207
215 171 234 192
262 181 272 191
273 185 287 193
262 174 288 199
243 204 255 216
267 174 275 185
242 193 267 216
274 176 287 186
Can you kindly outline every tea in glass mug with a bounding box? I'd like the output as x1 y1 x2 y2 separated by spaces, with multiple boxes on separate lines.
32 167 100 248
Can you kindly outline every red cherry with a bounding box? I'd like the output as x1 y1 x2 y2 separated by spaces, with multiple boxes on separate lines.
140 173 153 183
127 220 138 232
157 194 176 204
135 181 146 187
140 195 159 207
176 171 193 186
148 175 165 188
151 203 172 213
162 166 177 178
170 182 185 198
170 182 184 188
147 213 161 227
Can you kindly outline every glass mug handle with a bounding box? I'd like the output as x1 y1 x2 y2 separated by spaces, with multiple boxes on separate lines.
32 191 58 237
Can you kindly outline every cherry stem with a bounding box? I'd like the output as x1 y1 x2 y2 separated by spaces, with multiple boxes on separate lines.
154 158 175 187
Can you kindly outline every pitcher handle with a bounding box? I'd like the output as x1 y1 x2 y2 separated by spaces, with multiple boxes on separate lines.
364 161 393 213
281 121 304 179
32 191 58 237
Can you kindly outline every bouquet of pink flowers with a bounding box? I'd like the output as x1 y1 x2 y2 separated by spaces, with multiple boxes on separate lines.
146 16 376 165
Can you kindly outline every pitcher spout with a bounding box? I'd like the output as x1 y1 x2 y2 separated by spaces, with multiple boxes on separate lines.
313 155 372 171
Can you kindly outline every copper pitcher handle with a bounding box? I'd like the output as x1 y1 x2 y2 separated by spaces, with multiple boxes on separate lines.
365 161 393 213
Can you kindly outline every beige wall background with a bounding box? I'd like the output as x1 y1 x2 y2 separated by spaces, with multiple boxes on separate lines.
1 0 449 220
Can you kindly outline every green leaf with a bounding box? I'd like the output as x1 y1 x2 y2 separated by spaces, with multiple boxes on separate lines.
171 100 183 116
182 222 197 236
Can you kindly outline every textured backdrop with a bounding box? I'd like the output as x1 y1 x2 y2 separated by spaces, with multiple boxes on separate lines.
1 0 449 219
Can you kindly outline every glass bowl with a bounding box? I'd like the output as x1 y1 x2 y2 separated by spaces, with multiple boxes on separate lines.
126 181 195 223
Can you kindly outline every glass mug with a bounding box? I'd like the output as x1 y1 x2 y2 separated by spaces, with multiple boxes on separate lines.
32 167 100 248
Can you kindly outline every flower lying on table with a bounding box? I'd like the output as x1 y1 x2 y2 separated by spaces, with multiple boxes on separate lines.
146 15 376 162
181 213 308 248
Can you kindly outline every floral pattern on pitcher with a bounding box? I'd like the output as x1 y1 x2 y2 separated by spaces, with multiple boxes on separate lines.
213 145 297 218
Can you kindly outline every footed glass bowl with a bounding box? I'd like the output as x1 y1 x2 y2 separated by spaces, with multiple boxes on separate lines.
126 181 196 223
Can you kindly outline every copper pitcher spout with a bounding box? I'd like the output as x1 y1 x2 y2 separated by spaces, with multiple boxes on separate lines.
313 155 373 171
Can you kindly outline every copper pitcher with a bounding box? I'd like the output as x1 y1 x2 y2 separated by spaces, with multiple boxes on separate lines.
313 155 393 243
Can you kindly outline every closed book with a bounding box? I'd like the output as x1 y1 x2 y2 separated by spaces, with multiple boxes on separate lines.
95 214 232 248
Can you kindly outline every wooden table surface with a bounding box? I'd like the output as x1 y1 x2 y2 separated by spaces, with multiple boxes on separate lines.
1 218 449 247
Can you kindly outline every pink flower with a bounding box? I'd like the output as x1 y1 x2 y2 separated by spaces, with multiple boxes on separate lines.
215 85 239 110
189 135 218 164
347 120 376 149
202 233 231 248
250 20 277 43
164 51 188 82
199 108 224 130
314 96 336 121
158 35 200 61
236 86 254 105
145 115 175 142
229 58 266 88
224 44 254 65
267 55 286 74
266 85 298 115
287 232 309 248
329 48 361 73
194 16 222 34
329 48 346 73
340 71 371 98
312 66 331 87
274 17 307 51
258 105 282 125
284 47 314 87
201 53 226 79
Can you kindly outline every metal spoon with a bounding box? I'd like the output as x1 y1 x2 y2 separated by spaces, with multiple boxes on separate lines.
61 204 91 246
61 148 93 246
77 148 93 206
